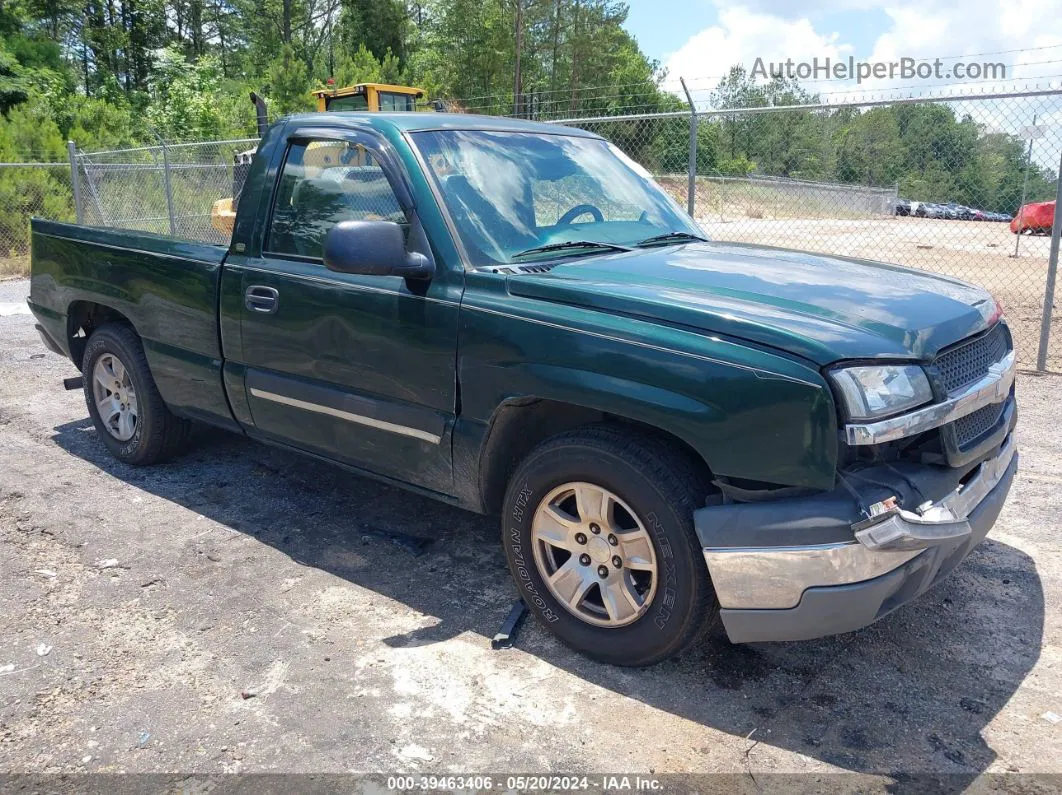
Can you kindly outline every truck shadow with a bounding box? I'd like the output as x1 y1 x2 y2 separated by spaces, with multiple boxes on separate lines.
52 419 1044 785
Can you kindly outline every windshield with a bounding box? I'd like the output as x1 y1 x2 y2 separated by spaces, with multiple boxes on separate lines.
410 130 705 265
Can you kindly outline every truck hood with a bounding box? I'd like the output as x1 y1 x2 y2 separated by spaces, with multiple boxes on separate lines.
507 241 997 365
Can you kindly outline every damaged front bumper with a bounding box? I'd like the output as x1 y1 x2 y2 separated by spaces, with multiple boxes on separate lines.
696 433 1018 644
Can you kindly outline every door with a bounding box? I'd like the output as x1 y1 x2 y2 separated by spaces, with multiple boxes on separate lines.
225 130 462 495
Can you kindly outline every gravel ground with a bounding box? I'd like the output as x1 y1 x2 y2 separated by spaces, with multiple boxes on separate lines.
0 277 1060 786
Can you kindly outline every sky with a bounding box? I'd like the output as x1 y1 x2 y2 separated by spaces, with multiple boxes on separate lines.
624 0 1062 106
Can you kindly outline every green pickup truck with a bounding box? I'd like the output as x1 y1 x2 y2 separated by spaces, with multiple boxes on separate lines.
28 113 1018 666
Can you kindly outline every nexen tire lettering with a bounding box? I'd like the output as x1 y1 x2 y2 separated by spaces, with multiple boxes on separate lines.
647 511 676 629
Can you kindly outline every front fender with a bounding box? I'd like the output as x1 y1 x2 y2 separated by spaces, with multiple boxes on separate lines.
457 277 838 493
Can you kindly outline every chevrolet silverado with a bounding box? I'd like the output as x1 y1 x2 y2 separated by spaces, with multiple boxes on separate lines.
28 113 1018 665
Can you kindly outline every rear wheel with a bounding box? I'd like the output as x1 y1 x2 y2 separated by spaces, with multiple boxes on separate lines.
82 324 191 465
501 425 717 666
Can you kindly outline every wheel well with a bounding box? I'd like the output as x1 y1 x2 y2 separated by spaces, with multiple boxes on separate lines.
478 397 714 515
66 301 134 369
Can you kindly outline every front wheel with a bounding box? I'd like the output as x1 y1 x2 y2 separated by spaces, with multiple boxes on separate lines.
501 425 717 666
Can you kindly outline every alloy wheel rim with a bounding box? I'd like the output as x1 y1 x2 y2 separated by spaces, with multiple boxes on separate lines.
92 353 138 442
530 481 658 628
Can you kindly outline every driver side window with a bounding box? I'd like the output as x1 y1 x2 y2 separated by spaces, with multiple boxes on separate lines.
267 140 406 260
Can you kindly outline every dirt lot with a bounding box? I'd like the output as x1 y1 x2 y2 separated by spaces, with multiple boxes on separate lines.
0 277 1060 787
701 216 1061 372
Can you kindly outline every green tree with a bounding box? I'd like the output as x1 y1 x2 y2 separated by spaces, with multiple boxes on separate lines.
332 43 404 86
0 103 72 253
836 107 903 187
265 44 315 116
146 45 229 140
338 0 408 65
64 95 144 150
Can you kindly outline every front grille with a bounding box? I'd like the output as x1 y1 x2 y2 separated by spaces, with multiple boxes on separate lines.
932 322 1013 463
934 323 1009 394
954 402 1006 448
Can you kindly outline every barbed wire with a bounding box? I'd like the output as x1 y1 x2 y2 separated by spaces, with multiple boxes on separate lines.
450 73 1062 119
447 46 1062 108
665 42 1062 88
448 83 1062 123
680 73 1062 100
448 81 680 105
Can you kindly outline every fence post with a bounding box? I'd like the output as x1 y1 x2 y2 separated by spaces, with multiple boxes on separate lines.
1014 113 1037 259
160 139 177 236
1035 144 1062 371
67 141 83 224
680 77 697 218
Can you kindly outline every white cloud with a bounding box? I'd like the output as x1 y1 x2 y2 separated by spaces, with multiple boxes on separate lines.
660 5 852 96
664 0 1062 103
724 0 879 17
866 1 1062 83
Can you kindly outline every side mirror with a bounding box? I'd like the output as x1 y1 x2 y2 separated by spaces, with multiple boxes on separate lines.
322 220 434 279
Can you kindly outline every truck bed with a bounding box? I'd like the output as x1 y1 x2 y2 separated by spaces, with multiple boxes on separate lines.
29 219 234 427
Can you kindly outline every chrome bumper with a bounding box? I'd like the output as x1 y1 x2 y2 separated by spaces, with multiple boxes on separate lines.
845 349 1016 445
701 434 1017 612
704 535 923 611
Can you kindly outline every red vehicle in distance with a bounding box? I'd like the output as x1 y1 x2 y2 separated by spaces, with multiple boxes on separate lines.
1011 200 1055 234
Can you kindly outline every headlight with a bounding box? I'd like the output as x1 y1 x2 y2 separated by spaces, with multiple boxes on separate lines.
829 364 932 422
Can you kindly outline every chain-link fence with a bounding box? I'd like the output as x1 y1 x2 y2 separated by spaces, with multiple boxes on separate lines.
46 87 1062 371
76 138 259 246
0 162 74 277
652 173 899 219
557 89 1062 372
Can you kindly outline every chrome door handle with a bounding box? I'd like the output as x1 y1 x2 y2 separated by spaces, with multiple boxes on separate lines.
245 285 279 314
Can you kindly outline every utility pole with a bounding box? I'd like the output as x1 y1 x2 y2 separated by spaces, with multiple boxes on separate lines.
327 5 335 77
513 0 523 117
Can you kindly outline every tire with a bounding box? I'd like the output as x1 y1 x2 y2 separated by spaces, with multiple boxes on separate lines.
81 323 191 465
501 425 717 666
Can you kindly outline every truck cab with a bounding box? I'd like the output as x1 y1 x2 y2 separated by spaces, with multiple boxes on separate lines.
311 82 425 113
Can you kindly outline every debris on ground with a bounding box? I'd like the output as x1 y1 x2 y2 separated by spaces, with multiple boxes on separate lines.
490 599 528 650
398 744 434 762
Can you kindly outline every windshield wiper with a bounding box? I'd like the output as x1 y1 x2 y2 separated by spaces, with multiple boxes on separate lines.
511 240 633 260
635 231 709 247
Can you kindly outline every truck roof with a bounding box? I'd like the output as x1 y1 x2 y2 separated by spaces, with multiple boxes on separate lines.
283 111 600 137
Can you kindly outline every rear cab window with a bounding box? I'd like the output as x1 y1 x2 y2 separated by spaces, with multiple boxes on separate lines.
378 92 416 111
